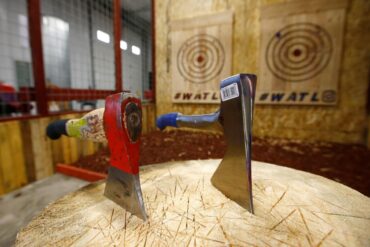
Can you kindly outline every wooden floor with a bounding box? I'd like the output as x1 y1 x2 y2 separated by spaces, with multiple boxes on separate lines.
0 174 88 246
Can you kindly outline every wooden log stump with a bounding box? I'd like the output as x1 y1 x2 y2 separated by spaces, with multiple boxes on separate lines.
16 160 370 246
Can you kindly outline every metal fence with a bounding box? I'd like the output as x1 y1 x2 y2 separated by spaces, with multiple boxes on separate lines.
0 0 153 120
0 0 34 117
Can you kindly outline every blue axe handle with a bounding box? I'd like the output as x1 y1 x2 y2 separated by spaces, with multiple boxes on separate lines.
156 111 221 131
156 112 179 130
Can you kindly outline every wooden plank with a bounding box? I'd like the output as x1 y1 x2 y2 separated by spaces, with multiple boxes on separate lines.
29 118 54 180
142 104 148 134
0 124 5 195
142 103 156 133
0 122 27 194
0 122 14 192
50 137 64 164
68 137 79 163
171 10 233 30
81 140 95 157
261 0 349 19
16 160 370 246
148 103 156 132
61 136 72 165
171 11 233 103
20 121 36 182
8 122 28 189
257 2 346 105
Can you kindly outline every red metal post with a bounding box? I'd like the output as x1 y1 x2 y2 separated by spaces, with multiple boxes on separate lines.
151 0 156 103
113 0 123 92
27 0 48 115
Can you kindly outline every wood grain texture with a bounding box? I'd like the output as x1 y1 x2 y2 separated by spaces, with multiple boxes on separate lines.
261 0 348 18
16 160 370 246
29 118 54 180
154 0 370 143
171 11 232 103
142 103 156 133
20 121 36 182
0 121 27 194
257 1 346 105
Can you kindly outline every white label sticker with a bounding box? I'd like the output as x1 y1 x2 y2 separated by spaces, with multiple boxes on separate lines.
221 83 239 101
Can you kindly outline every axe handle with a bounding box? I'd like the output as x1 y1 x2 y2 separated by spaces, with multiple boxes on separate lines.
156 112 178 130
46 119 69 140
157 112 222 132
46 108 106 143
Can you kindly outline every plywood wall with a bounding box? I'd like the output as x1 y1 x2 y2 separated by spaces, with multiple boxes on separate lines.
0 103 156 195
154 0 370 144
0 121 28 194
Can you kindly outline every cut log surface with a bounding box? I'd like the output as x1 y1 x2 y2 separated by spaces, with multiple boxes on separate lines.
16 160 370 246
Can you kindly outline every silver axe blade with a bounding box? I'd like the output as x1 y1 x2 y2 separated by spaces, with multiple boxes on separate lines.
104 166 147 220
156 74 256 213
211 74 256 213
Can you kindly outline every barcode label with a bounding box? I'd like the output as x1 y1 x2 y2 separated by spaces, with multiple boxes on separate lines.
221 83 239 101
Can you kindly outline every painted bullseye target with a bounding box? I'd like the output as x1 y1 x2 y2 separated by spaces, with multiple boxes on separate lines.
177 34 225 84
266 23 333 82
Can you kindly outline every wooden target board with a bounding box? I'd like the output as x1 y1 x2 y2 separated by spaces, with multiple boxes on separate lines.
257 0 347 105
171 11 233 103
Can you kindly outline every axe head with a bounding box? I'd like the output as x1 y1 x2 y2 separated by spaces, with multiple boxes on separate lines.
103 92 147 220
211 74 256 213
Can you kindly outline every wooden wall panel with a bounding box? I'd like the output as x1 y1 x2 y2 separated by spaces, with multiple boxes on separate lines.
20 121 36 182
154 0 370 144
171 11 233 103
29 118 54 180
142 103 156 133
0 122 27 193
142 105 149 134
257 0 347 105
81 140 96 157
50 136 64 165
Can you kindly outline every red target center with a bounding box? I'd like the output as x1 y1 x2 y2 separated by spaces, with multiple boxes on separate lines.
293 49 302 57
197 55 204 63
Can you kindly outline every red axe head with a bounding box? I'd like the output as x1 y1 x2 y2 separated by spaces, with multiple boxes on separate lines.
103 92 147 220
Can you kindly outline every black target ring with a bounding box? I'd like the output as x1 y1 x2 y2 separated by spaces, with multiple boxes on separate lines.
266 23 332 82
177 34 225 84
276 36 319 72
186 45 214 74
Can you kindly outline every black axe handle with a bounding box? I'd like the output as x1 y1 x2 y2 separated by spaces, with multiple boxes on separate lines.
46 119 69 140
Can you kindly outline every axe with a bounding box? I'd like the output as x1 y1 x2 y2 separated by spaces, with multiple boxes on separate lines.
157 73 256 213
46 93 147 220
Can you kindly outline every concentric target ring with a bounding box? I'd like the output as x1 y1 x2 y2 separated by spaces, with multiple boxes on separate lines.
266 23 332 82
177 34 225 84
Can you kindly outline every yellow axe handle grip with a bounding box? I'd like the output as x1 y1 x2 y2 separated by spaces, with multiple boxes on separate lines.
65 108 106 143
